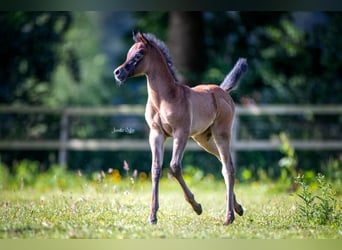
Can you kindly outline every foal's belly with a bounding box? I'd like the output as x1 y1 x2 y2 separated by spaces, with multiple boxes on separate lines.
158 108 215 137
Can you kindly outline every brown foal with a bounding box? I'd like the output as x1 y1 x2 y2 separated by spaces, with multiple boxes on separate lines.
114 32 247 225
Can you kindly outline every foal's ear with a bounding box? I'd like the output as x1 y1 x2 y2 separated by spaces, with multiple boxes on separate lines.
133 31 150 45
133 30 139 42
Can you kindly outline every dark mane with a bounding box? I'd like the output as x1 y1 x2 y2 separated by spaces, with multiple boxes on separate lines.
143 33 179 82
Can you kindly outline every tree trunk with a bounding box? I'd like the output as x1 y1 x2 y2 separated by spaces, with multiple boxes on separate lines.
167 11 206 86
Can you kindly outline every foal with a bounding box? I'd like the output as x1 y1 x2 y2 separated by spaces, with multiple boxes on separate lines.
114 32 247 225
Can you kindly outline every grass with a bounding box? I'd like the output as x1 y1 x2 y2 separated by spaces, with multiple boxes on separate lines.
1 178 341 239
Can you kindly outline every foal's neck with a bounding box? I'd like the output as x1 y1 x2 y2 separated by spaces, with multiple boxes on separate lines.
145 52 179 106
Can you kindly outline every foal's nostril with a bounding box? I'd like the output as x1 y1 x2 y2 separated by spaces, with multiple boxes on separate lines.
114 69 120 76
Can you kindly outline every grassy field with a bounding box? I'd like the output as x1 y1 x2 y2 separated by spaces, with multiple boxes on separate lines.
1 178 341 239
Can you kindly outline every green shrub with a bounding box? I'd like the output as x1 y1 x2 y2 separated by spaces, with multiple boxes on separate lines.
34 164 86 191
0 159 88 191
240 168 253 182
0 162 10 189
278 132 298 190
323 158 342 194
183 165 204 183
13 160 40 189
295 174 341 226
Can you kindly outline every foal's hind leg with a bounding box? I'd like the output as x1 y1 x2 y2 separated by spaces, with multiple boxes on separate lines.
170 133 202 215
211 128 243 225
231 154 244 217
193 133 243 218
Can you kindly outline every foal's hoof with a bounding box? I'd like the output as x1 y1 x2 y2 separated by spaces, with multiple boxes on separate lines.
149 217 158 225
223 211 235 225
223 217 235 226
194 203 203 215
235 204 244 216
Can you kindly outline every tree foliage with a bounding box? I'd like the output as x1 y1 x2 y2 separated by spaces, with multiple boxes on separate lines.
0 12 74 104
0 12 113 106
46 12 113 107
2 11 341 105
134 12 342 104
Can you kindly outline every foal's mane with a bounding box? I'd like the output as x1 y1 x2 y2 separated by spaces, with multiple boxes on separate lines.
143 33 179 82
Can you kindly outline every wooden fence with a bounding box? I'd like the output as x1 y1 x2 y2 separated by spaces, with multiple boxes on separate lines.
1 105 342 166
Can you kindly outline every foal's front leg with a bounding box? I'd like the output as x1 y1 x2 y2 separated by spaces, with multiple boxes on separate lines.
149 129 165 224
170 133 202 215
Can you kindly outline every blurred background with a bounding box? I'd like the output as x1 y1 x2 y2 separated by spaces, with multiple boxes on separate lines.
0 11 341 184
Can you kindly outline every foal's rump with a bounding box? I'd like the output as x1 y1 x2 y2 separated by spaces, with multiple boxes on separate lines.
189 85 236 160
188 57 247 136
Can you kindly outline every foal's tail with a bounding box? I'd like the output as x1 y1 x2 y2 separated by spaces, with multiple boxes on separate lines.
220 58 248 92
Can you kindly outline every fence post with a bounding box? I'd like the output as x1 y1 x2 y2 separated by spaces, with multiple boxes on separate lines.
58 109 69 166
231 115 240 166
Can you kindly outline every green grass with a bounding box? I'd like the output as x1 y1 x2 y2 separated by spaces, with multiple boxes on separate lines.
1 179 341 239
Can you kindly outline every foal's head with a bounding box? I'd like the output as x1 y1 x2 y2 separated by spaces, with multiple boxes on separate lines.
114 31 178 84
113 32 149 83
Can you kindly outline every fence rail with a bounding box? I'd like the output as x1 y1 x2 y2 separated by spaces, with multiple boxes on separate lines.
1 105 342 165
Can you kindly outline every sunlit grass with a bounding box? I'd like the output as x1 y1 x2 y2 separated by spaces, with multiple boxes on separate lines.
1 178 341 239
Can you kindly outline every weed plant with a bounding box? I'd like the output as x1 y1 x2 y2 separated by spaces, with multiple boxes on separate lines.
295 174 341 227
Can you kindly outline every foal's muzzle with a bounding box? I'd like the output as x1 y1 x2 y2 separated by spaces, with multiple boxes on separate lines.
113 67 127 84
114 60 137 84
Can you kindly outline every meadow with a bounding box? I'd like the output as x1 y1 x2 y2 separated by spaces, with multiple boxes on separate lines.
0 163 341 239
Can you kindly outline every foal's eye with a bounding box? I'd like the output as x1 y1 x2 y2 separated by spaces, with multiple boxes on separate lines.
135 52 143 60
